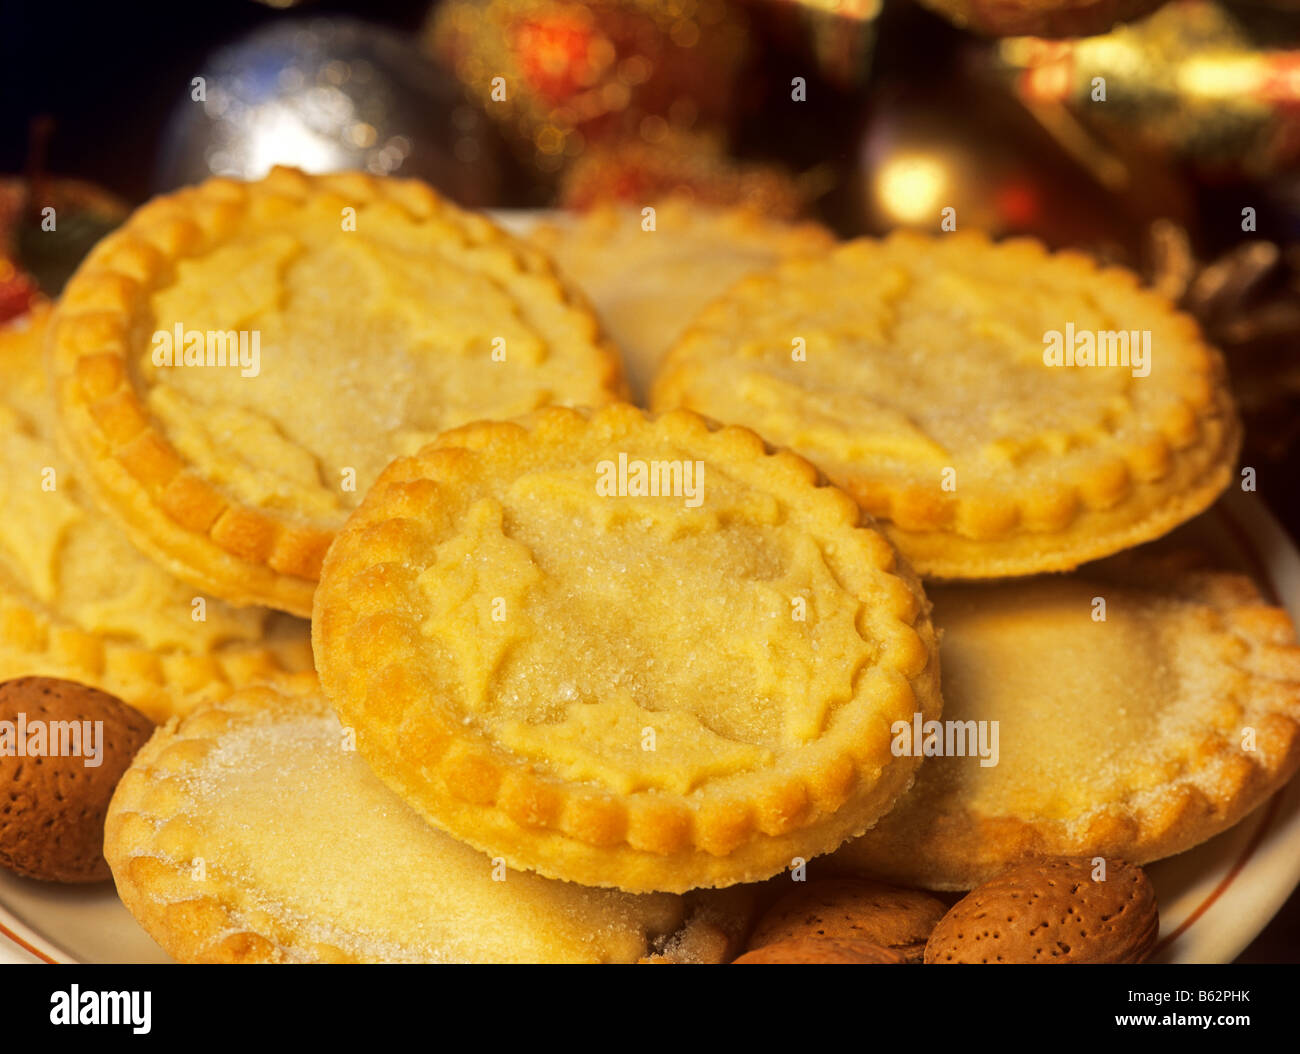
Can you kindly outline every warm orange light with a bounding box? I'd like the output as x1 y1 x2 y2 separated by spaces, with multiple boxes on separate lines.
875 155 949 224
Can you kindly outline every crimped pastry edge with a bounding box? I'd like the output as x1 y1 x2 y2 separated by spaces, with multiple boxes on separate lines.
47 165 626 617
650 229 1243 580
527 198 836 405
526 196 835 262
0 309 316 723
313 402 944 893
103 685 739 963
832 555 1300 890
0 601 316 726
105 686 361 963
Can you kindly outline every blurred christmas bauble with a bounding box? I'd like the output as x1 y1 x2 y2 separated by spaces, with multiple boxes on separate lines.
913 0 1167 37
426 0 752 173
746 0 880 89
557 130 808 218
858 63 1193 253
999 0 1300 179
1146 220 1300 463
154 17 508 205
0 175 129 320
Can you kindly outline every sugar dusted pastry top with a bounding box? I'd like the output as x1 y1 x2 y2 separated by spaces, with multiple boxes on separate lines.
528 200 834 403
833 552 1300 889
47 166 625 616
313 403 942 893
0 312 311 722
652 231 1241 579
105 687 692 963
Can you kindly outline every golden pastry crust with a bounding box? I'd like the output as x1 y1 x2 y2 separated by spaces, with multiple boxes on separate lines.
48 166 625 617
0 312 313 722
651 231 1242 580
832 552 1300 890
527 200 834 403
104 685 739 963
313 403 942 893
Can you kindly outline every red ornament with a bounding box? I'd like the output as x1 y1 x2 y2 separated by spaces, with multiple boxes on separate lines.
0 258 38 324
558 131 807 219
995 179 1041 227
513 14 598 105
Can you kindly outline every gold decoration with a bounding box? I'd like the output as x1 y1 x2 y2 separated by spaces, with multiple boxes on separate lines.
426 0 750 172
1148 219 1300 460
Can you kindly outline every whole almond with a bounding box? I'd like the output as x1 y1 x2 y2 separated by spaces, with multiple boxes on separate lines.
735 936 906 964
924 857 1158 964
0 677 154 882
748 878 947 962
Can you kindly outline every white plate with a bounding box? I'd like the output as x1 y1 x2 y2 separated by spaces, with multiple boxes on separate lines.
3 490 1299 963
